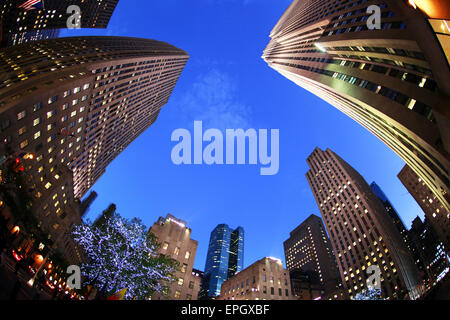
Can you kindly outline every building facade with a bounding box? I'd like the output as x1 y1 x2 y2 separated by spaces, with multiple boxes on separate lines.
7 29 60 47
284 214 341 298
202 224 244 298
408 216 450 291
263 0 450 215
370 182 412 251
219 257 294 301
0 0 119 46
306 147 421 299
149 214 202 300
0 36 188 263
398 164 450 254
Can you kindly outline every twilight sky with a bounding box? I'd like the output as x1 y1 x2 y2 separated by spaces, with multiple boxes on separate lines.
61 0 425 270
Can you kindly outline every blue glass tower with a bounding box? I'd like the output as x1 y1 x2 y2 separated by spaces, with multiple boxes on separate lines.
202 224 244 298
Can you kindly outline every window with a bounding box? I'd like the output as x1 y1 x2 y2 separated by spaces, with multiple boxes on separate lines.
189 281 194 289
73 87 81 94
47 110 56 119
181 264 187 273
263 286 267 294
63 90 71 98
174 247 180 255
83 83 90 90
19 126 27 135
1 119 10 131
72 99 78 106
271 287 274 295
33 102 42 112
174 291 181 299
34 131 41 140
186 294 192 300
185 251 191 260
48 95 57 104
178 278 184 286
20 140 28 149
17 110 26 120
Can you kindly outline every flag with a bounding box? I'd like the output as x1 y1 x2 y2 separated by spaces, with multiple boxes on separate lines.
18 0 43 12
107 288 127 300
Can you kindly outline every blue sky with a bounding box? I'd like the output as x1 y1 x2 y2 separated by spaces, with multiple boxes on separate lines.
61 0 425 270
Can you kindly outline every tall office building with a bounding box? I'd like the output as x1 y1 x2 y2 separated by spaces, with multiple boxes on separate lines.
306 147 420 299
408 216 450 289
202 224 244 298
0 0 119 46
398 164 450 254
263 0 450 214
149 215 202 300
370 182 411 250
0 36 188 262
284 214 341 297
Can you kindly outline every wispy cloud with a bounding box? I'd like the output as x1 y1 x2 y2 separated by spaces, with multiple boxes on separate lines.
174 69 252 130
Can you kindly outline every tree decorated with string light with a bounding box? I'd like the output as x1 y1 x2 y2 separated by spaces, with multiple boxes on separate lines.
72 205 178 300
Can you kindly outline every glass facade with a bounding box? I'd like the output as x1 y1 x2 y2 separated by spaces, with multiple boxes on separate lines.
203 224 244 297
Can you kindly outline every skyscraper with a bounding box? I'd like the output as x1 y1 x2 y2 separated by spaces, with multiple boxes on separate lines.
398 164 450 254
370 182 411 250
284 214 341 297
0 0 119 46
149 214 202 300
202 224 244 298
263 0 450 214
0 36 188 262
306 147 420 299
408 216 450 289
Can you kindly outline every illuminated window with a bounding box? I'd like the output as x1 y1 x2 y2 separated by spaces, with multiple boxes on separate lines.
20 140 28 149
17 110 26 120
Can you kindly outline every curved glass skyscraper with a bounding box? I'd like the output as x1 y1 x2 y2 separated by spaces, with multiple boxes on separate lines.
202 224 244 298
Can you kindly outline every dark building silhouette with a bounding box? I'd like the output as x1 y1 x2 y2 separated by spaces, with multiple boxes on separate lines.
370 182 412 251
289 268 324 300
0 0 119 46
408 216 449 291
79 191 97 217
399 165 450 255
